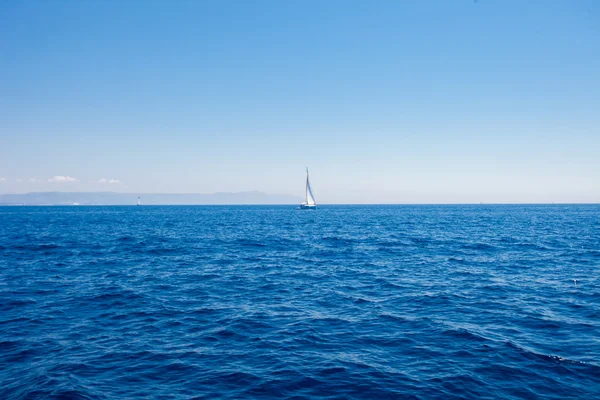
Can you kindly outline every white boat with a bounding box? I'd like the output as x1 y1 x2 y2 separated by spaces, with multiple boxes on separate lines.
299 168 317 210
137 196 141 206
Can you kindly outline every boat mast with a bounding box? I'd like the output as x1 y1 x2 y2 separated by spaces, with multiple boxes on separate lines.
305 168 309 204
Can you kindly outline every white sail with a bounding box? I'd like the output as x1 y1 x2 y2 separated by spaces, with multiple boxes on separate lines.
305 169 316 206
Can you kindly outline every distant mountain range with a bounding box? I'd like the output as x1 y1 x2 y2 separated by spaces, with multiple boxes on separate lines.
0 191 303 205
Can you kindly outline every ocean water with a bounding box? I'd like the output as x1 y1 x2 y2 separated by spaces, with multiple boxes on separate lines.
0 205 599 399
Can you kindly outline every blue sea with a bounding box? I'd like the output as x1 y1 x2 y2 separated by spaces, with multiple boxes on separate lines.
1 205 599 399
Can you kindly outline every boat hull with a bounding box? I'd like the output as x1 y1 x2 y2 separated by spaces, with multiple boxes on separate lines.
299 204 317 210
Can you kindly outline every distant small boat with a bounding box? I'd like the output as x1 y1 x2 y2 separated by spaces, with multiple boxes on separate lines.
137 196 141 206
299 168 316 210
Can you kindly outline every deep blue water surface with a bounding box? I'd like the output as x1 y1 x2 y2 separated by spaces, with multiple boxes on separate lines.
1 205 599 399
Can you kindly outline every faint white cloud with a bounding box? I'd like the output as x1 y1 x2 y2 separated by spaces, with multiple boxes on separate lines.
96 178 121 184
28 178 38 183
0 177 7 183
16 178 23 183
48 176 78 183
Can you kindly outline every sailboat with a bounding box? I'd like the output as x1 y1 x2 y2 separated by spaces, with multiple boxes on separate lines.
137 196 141 206
299 168 317 210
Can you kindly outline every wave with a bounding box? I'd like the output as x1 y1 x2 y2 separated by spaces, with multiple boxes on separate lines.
2 204 600 399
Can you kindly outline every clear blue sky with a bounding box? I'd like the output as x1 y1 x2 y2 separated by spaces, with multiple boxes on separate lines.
1 0 599 203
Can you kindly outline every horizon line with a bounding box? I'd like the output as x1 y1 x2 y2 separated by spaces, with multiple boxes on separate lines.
0 203 598 206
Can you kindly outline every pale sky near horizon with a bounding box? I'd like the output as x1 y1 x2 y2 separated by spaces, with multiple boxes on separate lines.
1 0 599 203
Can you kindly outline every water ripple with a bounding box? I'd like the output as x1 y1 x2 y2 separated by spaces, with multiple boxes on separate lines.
1 204 599 399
